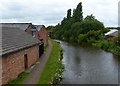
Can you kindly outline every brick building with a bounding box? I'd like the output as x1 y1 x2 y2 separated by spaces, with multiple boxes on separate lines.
0 27 40 85
0 23 37 37
0 23 48 45
34 25 48 45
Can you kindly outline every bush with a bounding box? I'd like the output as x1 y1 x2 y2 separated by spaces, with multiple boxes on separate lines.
92 40 120 55
114 34 120 46
77 30 103 45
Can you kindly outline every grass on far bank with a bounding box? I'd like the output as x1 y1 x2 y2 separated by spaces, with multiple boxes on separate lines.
5 72 29 86
37 38 64 85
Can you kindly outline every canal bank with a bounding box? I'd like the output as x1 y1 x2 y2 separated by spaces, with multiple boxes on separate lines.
58 40 120 84
37 39 64 85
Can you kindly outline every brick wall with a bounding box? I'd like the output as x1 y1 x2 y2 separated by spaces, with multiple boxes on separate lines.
2 45 39 85
25 24 33 34
25 25 48 45
38 27 48 45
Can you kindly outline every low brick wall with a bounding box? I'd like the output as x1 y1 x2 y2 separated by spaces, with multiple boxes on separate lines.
2 45 39 84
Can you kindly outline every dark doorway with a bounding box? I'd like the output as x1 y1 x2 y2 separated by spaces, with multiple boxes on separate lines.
39 39 44 57
39 42 44 57
24 54 28 69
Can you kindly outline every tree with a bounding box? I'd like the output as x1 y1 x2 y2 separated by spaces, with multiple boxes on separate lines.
67 9 71 19
73 9 76 17
73 2 83 23
50 2 105 44
84 14 95 21
61 17 67 27
47 26 55 30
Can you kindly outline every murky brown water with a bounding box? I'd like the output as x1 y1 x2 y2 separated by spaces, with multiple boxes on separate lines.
58 41 120 84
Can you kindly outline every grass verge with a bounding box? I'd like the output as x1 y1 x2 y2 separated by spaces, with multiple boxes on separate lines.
44 44 49 52
5 72 29 86
37 39 64 85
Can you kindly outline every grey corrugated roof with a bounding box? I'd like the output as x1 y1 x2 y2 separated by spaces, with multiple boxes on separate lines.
105 29 118 37
0 23 32 30
1 27 40 56
34 25 43 31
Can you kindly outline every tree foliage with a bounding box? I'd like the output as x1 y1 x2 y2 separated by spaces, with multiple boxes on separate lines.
114 34 120 46
73 2 83 23
67 9 71 19
48 2 104 43
47 2 120 56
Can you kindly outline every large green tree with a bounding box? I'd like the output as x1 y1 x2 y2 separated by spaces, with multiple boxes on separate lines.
67 9 71 19
84 14 95 21
50 2 104 43
73 2 83 23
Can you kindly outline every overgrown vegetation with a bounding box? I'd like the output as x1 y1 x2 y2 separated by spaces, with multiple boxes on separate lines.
47 2 120 56
37 39 64 85
5 72 29 86
44 44 49 52
92 40 120 55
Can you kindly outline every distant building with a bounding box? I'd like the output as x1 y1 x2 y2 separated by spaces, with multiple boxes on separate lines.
47 30 53 33
105 29 119 40
0 27 40 85
34 25 48 45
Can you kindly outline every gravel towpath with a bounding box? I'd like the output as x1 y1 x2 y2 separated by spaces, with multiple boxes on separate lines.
23 40 52 85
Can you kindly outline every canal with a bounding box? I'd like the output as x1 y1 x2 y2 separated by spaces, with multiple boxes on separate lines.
58 40 120 84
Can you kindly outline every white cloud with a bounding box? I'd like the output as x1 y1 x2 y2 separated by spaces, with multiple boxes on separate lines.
82 0 119 27
0 0 119 27
118 1 120 26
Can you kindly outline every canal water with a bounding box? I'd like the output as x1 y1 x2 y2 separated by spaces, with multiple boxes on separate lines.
58 40 120 84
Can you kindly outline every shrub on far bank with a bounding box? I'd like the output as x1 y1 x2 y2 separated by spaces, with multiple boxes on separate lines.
92 40 120 56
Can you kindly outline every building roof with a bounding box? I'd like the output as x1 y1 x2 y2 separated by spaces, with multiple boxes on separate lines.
47 30 53 32
0 23 32 30
105 29 118 37
34 25 43 31
1 27 40 56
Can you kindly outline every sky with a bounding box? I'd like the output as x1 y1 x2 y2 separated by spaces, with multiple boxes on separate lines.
0 0 119 27
118 1 120 27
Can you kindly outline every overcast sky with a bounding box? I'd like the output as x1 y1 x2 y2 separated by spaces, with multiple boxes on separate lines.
0 0 119 27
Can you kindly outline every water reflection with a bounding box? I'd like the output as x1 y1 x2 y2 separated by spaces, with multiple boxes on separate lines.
59 41 120 84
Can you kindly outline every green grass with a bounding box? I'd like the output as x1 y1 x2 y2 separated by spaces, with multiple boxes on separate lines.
44 44 49 52
37 39 64 85
5 72 29 86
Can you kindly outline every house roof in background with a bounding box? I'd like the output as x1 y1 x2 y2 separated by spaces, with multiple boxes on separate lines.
34 25 43 31
105 29 118 36
1 27 40 56
0 23 32 30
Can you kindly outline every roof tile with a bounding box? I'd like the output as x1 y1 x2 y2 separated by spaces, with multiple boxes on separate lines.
1 27 40 56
